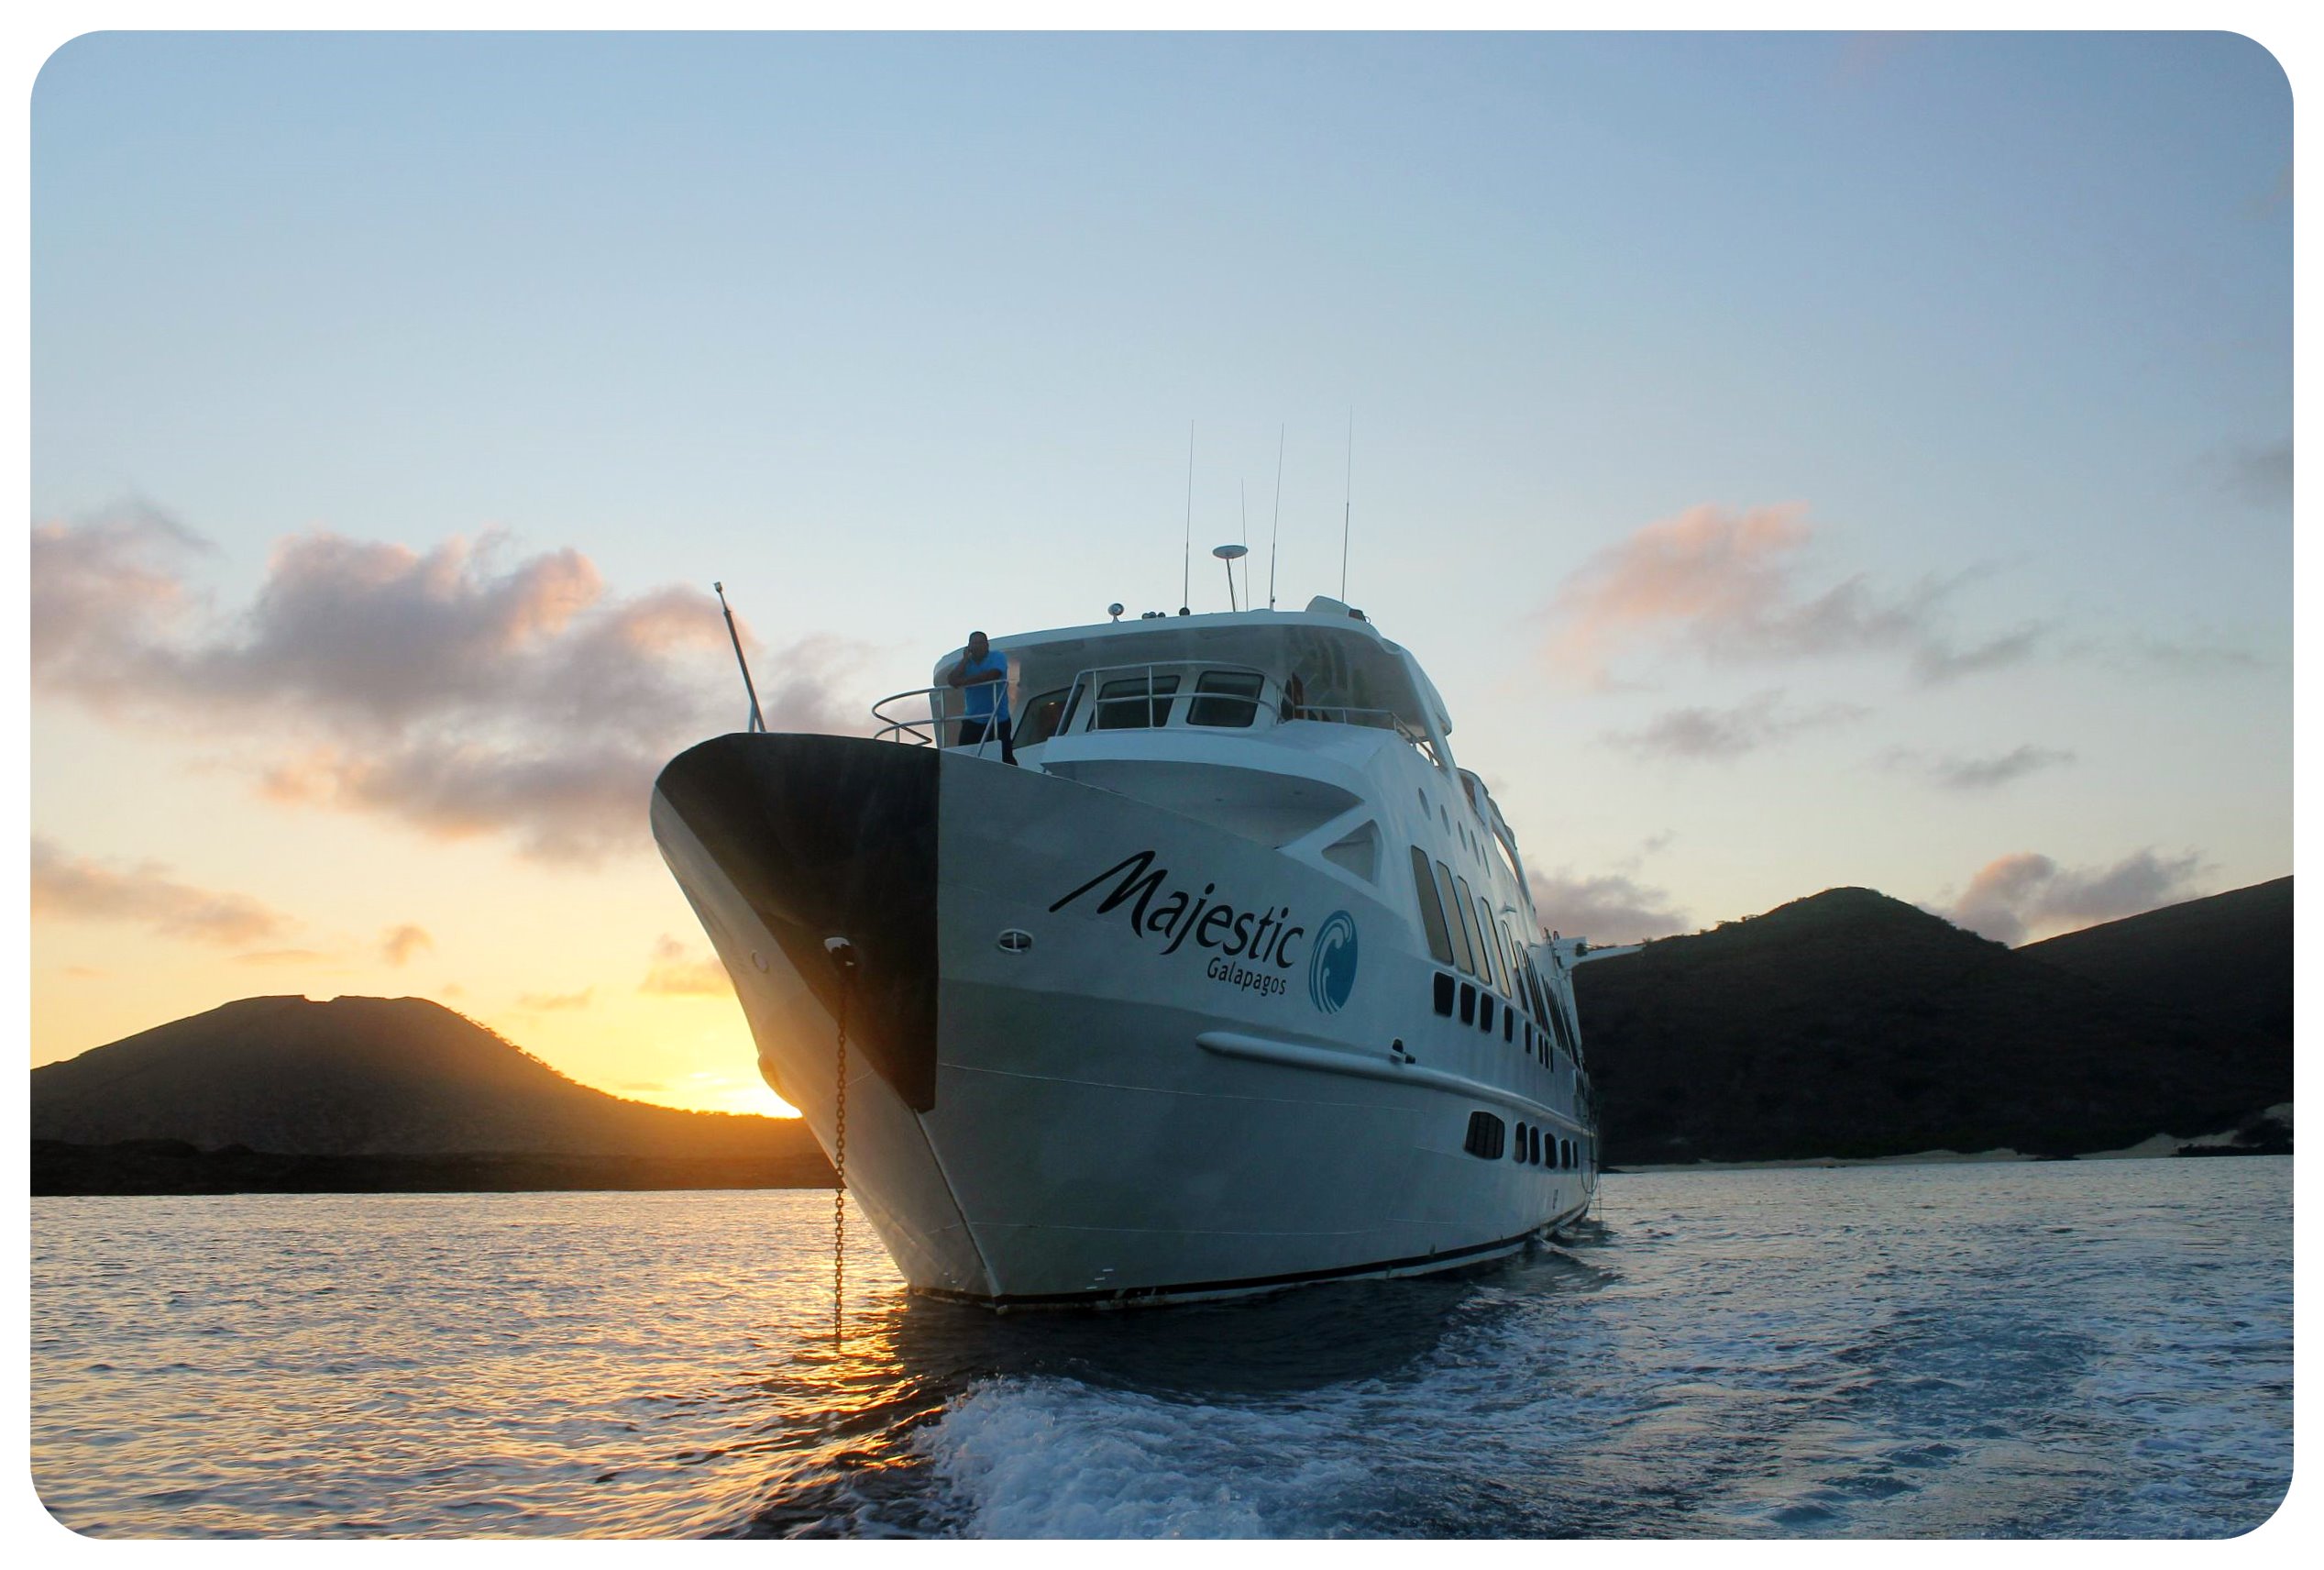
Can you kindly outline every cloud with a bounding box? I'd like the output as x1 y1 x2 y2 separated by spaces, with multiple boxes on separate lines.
1909 627 2045 683
1885 744 2076 791
513 988 593 1012
380 923 435 966
1527 869 1687 945
29 506 865 861
1945 848 2206 945
2214 439 2292 507
1603 690 1867 762
30 836 291 947
28 502 213 709
639 934 734 997
233 947 335 967
2117 635 2264 675
1544 503 2039 687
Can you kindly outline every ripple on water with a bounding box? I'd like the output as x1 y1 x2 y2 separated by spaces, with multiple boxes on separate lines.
30 1160 2292 1539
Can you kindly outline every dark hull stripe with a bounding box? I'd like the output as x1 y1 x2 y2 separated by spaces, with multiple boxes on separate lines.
915 1201 1593 1310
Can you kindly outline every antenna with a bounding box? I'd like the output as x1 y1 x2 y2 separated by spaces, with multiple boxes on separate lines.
1269 423 1283 610
712 581 765 734
1239 480 1250 610
1213 544 1248 613
1181 420 1194 616
1339 410 1353 603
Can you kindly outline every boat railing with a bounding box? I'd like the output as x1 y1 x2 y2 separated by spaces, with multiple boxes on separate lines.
870 659 1432 758
1293 703 1429 747
868 685 1015 761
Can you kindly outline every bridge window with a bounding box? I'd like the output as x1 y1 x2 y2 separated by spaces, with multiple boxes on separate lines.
1094 673 1180 730
1463 1111 1506 1160
1410 847 1455 966
1014 689 1072 747
1188 669 1263 727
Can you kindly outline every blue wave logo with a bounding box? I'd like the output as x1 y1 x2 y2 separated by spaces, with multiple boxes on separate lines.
1308 911 1360 1013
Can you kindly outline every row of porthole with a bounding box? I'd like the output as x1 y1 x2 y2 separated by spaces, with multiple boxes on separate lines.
1432 971 1574 1076
1512 1121 1576 1170
1461 1111 1583 1168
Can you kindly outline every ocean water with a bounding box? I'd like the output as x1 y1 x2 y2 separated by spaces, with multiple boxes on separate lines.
30 1158 2290 1539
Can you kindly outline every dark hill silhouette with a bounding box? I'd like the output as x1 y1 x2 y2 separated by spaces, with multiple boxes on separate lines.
31 995 829 1178
2019 877 2291 1047
1573 886 2290 1166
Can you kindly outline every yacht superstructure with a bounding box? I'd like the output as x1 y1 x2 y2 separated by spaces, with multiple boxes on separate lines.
650 596 1597 1307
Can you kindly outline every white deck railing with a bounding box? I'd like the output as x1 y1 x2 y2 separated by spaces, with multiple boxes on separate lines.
868 659 1430 757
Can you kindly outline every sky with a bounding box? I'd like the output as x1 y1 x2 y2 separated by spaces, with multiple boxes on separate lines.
28 30 2292 1116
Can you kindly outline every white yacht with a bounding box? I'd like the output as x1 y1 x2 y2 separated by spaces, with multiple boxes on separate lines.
650 596 1598 1307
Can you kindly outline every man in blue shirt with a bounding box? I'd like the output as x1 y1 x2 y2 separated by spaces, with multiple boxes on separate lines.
946 630 1015 765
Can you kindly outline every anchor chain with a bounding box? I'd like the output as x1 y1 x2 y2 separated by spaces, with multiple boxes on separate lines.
824 937 856 1346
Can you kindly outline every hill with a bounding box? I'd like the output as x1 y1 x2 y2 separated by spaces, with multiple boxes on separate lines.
2019 877 2291 1047
31 995 833 1190
1572 886 2290 1166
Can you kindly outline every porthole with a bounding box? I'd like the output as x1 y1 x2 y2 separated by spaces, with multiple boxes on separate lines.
1463 1111 1506 1160
996 929 1034 955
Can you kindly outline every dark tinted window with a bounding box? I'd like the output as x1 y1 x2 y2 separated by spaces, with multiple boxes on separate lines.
1013 688 1072 746
1513 1122 1528 1163
1433 971 1456 1016
1188 669 1263 727
1410 847 1456 966
1463 1111 1506 1160
1453 875 1490 987
1433 862 1475 975
1483 908 1513 994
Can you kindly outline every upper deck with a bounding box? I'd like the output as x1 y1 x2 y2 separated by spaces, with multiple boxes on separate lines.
876 597 1459 767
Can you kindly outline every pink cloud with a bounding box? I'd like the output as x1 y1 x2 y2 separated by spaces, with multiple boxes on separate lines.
30 836 290 947
380 923 435 966
1544 503 2038 688
1945 848 2207 945
30 505 867 862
